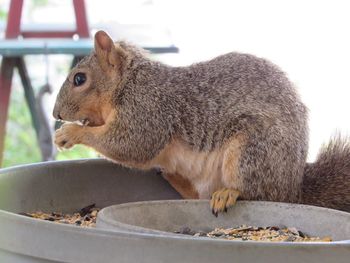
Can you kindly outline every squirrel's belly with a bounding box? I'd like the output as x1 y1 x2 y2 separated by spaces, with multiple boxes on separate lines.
153 139 226 198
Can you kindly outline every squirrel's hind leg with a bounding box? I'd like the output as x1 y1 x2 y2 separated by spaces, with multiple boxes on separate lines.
210 134 245 216
210 188 240 216
162 172 199 199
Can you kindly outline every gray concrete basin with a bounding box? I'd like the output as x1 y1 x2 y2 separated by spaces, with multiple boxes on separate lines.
1 159 350 263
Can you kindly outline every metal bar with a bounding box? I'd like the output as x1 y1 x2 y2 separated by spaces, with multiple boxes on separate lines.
145 46 179 54
0 58 15 166
0 39 179 56
15 57 40 139
73 0 90 37
5 0 23 39
0 40 92 57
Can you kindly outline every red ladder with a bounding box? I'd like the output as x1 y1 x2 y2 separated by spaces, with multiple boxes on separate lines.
0 0 90 166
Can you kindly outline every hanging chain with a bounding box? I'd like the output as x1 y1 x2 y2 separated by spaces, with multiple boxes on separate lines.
44 42 50 87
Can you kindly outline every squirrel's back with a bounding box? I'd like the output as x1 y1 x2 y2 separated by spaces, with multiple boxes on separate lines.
119 51 308 153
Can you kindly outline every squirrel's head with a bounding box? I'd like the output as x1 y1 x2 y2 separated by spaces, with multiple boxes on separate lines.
53 30 127 127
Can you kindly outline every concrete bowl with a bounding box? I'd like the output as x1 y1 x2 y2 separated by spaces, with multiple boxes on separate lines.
97 200 350 244
1 159 350 263
97 200 350 242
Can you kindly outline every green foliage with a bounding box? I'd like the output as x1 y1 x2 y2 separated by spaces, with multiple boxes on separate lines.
0 8 7 21
3 85 41 167
56 145 98 161
32 0 49 7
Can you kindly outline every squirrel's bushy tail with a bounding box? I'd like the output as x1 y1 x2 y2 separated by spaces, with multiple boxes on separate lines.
302 135 350 212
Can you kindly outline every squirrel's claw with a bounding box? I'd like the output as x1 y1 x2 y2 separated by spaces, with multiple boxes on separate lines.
210 188 240 216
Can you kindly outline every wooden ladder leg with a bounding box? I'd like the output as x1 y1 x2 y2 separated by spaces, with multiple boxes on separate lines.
16 57 46 161
0 58 15 166
16 57 40 136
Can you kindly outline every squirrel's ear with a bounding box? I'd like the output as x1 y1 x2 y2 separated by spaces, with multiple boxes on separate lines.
94 30 123 72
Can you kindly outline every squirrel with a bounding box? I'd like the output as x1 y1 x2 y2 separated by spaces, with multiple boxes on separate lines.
53 30 350 215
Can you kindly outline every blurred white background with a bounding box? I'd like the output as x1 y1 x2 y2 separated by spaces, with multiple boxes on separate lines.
2 0 350 162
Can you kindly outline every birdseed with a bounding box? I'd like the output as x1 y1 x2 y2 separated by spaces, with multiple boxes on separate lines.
19 207 333 242
19 204 100 227
175 225 332 242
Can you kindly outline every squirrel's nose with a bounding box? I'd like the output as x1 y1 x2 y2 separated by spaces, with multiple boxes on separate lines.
52 105 61 120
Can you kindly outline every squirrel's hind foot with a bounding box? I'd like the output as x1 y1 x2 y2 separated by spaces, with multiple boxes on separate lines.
210 188 240 217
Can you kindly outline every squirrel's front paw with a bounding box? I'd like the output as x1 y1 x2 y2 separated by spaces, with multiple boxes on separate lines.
210 188 240 217
54 123 84 150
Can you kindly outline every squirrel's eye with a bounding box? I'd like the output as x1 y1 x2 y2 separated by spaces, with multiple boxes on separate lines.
73 72 87 87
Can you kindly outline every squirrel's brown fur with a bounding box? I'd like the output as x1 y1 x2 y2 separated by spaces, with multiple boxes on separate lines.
302 136 350 211
53 31 350 213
